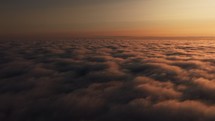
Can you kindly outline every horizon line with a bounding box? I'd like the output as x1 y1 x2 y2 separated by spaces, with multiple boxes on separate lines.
2 35 215 40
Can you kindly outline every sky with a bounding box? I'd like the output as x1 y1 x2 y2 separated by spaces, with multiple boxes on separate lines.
1 0 215 38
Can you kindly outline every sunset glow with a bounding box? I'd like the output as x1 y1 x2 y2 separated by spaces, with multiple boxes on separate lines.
2 0 215 38
2 1 215 121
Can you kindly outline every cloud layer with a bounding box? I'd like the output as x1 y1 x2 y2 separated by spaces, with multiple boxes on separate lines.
1 39 215 121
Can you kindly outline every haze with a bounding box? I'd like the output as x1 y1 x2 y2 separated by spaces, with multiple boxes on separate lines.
1 0 215 39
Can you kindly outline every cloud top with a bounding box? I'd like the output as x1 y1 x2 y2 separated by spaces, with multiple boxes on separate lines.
1 39 215 121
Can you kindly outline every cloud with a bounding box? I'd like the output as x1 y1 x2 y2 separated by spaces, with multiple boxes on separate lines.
133 76 182 101
1 39 215 121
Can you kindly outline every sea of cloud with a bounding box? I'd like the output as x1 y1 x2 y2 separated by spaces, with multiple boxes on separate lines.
1 39 215 121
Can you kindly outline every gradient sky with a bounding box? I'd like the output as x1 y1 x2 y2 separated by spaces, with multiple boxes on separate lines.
1 0 215 38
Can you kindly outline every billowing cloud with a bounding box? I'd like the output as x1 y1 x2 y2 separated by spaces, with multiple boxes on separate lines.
1 39 215 121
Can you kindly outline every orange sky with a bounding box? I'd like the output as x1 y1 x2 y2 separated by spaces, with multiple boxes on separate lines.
1 0 215 39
